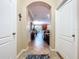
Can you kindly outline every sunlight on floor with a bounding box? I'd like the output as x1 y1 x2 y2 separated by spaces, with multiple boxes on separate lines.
34 31 44 48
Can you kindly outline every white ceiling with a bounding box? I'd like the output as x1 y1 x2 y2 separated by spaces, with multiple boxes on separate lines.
28 2 51 23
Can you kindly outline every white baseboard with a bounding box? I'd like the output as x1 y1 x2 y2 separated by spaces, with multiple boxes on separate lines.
17 49 26 59
17 47 29 59
49 47 55 51
56 51 64 59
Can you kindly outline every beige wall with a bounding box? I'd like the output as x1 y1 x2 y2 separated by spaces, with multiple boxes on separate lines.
17 0 23 54
17 0 60 55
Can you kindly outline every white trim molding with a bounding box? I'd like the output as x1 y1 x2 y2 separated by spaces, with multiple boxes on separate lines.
49 47 55 51
57 0 72 10
17 47 29 59
17 49 26 59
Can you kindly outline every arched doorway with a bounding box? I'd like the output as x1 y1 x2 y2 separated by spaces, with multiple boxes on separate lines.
27 2 51 46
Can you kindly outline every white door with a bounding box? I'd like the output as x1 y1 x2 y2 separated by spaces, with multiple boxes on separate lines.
0 0 17 59
55 0 77 59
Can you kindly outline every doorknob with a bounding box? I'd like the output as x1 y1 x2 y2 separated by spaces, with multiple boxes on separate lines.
12 33 16 35
72 34 75 37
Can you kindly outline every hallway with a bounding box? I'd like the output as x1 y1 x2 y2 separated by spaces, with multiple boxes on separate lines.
17 0 79 59
0 0 79 59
